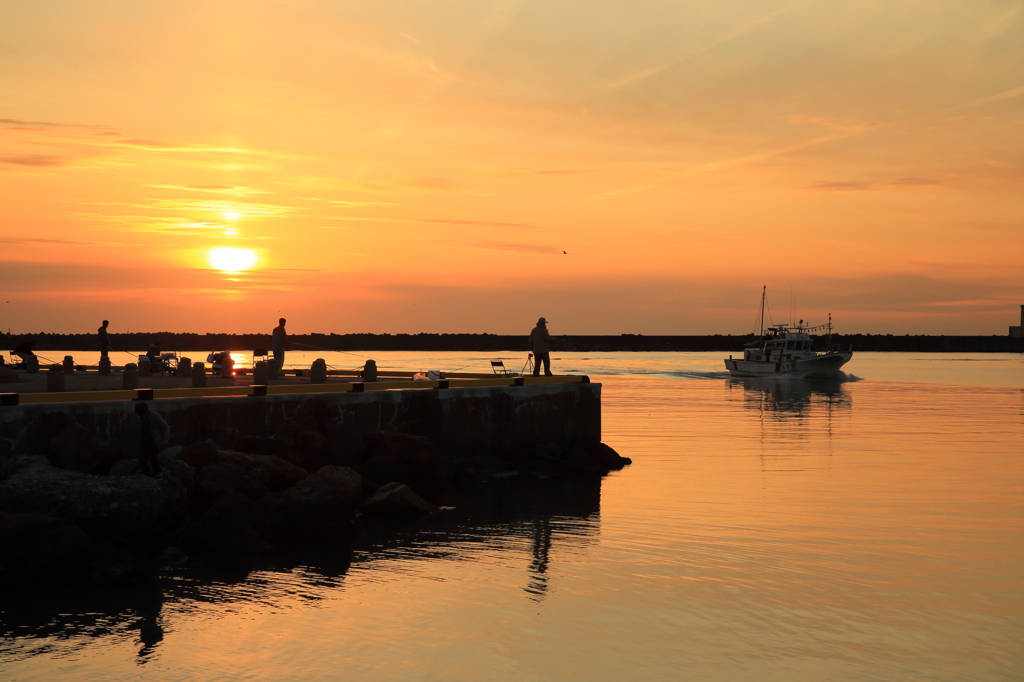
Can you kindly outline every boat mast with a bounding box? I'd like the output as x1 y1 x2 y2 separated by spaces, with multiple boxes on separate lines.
827 312 832 348
759 285 766 336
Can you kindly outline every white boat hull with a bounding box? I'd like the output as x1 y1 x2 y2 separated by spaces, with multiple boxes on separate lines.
725 351 852 378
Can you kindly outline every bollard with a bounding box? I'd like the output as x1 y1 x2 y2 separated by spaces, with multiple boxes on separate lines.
123 362 139 390
138 357 151 377
219 356 234 378
62 355 75 375
177 357 192 375
47 365 65 392
268 358 280 380
25 355 39 374
310 358 327 384
253 360 269 385
192 362 206 387
98 357 112 376
363 359 377 382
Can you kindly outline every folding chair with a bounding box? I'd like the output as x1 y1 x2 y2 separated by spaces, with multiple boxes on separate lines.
253 348 269 368
491 360 512 376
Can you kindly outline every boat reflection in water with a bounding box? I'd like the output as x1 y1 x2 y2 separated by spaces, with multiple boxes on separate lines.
725 375 854 474
726 374 852 418
0 477 602 663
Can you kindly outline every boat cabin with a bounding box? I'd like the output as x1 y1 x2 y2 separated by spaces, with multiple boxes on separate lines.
743 325 816 363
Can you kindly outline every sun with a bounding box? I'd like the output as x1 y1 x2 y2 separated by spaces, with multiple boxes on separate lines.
207 247 258 272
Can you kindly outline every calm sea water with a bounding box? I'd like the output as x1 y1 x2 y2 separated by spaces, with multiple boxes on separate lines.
2 352 1022 681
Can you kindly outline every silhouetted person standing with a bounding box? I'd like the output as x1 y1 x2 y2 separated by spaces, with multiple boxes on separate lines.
135 402 169 478
98 320 110 359
530 317 553 376
272 318 288 371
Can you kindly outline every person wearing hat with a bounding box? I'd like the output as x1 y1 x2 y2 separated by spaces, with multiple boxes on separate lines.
529 317 553 376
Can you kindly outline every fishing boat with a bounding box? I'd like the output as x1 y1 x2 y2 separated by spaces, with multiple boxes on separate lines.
724 288 853 378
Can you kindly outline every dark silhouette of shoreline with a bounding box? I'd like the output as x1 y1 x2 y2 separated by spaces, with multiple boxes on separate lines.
1 332 1021 353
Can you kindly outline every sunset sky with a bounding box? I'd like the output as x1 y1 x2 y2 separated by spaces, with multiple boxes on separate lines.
2 1 1022 335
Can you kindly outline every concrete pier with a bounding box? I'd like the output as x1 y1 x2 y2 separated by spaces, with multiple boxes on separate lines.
0 381 601 457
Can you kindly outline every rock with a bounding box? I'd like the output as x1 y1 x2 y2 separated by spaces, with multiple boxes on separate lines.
287 465 362 508
157 545 188 567
0 513 91 581
109 447 194 495
0 459 185 539
217 450 307 493
175 516 269 559
13 412 79 456
89 538 154 583
211 427 240 450
47 424 123 474
0 455 46 484
234 435 289 459
363 431 441 478
275 424 331 473
249 465 361 547
588 442 632 471
460 453 514 472
178 441 218 469
361 482 439 518
357 453 413 485
195 460 267 508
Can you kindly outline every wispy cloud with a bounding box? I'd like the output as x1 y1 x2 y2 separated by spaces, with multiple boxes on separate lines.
149 185 268 196
594 130 871 198
304 197 400 207
0 154 69 167
598 3 803 91
466 241 561 255
323 215 539 228
142 199 298 218
422 218 538 229
0 237 94 245
807 181 872 191
788 115 876 133
73 213 225 235
890 177 939 186
953 84 1024 110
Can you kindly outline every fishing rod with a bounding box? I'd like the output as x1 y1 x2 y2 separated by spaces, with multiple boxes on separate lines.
289 341 369 359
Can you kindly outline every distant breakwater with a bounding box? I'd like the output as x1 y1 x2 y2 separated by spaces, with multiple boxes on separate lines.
2 333 1022 354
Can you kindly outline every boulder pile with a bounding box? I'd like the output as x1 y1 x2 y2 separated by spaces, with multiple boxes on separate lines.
0 398 631 584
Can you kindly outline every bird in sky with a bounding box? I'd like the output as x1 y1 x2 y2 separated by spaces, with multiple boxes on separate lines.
562 250 567 254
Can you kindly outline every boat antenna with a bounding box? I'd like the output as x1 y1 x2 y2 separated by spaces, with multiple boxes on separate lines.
828 312 832 348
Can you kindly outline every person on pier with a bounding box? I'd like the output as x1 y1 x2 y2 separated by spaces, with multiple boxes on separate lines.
530 317 553 376
98 320 110 360
272 318 288 371
135 402 169 478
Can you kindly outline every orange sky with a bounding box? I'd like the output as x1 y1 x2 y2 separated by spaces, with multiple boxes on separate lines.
2 1 1022 335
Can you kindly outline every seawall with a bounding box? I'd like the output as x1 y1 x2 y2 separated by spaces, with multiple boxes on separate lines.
3 332 1021 353
1 382 601 457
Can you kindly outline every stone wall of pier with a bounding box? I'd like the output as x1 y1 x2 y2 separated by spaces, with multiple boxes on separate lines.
0 382 601 457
